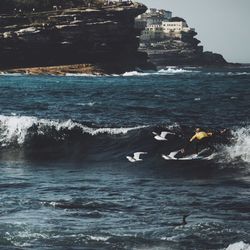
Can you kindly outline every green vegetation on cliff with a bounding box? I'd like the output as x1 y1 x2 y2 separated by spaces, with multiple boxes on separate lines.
0 0 104 13
169 17 186 22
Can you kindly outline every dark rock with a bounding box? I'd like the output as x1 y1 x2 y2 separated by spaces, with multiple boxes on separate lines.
138 24 228 67
200 51 227 66
0 3 154 74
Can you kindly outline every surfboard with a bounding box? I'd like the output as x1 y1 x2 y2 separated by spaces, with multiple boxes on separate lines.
162 148 212 161
162 154 204 161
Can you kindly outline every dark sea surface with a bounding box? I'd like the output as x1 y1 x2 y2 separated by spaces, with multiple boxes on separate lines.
0 67 249 250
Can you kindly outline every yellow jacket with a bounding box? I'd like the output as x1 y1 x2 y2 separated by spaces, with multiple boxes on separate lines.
190 131 212 142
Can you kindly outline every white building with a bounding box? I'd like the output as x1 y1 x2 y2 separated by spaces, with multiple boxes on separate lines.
162 21 191 34
136 8 194 41
140 25 165 41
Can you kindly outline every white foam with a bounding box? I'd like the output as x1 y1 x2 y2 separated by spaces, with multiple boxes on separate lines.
76 102 96 107
220 126 250 164
165 122 180 131
122 67 198 77
65 73 99 77
227 72 250 76
5 230 49 247
122 71 152 77
0 115 146 146
0 115 38 145
158 68 194 74
0 72 24 76
161 233 186 242
65 68 196 77
1 67 199 77
206 72 250 76
88 235 110 242
225 241 250 250
16 27 40 35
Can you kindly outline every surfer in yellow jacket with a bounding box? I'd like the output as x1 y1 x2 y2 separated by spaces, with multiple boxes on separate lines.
189 128 213 154
190 128 213 142
190 128 227 154
181 128 227 155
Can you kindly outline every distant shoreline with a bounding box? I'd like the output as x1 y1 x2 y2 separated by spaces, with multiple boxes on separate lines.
0 64 106 76
0 63 246 76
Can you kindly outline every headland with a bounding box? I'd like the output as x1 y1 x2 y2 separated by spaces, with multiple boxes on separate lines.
0 1 233 75
135 8 228 67
0 0 154 75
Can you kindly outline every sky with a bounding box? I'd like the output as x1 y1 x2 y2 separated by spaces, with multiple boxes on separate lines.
141 0 250 63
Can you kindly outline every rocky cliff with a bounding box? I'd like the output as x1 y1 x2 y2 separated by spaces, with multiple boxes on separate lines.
0 2 154 74
138 22 228 67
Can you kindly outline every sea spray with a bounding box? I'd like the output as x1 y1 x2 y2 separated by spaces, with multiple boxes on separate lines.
122 67 198 77
225 241 250 250
221 126 250 164
0 115 146 147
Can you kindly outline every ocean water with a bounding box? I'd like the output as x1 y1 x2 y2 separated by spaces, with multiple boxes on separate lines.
0 67 249 250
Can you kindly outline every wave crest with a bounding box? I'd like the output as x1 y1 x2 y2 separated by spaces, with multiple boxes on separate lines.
218 127 250 164
225 241 250 250
122 67 197 77
0 115 249 166
0 115 145 147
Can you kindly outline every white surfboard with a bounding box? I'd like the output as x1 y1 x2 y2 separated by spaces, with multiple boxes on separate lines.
162 154 203 161
162 148 212 161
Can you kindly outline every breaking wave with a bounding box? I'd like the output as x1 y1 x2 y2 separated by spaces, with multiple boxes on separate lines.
8 68 249 78
206 72 250 76
0 115 180 161
0 115 249 166
1 68 249 78
65 73 99 77
0 72 24 76
65 67 199 77
219 126 250 164
122 67 198 77
225 241 250 250
0 114 145 146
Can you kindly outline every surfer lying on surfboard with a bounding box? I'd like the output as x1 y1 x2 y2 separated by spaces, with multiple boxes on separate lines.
182 128 227 154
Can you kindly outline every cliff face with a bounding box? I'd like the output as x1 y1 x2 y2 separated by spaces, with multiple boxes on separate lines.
0 3 153 74
138 27 228 67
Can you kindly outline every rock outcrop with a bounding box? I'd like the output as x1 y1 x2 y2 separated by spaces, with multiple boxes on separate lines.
137 20 228 67
4 64 106 75
0 2 154 74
